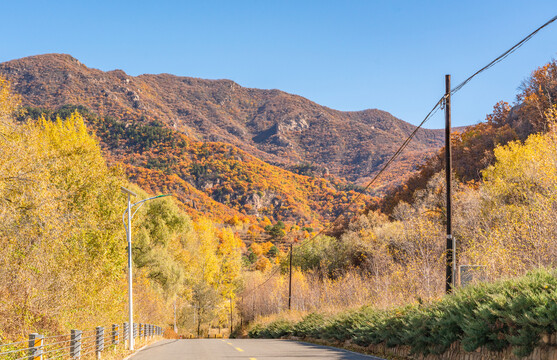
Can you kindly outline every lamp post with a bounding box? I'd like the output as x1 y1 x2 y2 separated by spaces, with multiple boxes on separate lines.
121 187 171 350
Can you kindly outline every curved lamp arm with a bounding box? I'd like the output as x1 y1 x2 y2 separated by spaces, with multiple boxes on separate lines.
122 194 172 230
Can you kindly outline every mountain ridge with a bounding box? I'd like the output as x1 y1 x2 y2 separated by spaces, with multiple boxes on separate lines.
0 53 444 187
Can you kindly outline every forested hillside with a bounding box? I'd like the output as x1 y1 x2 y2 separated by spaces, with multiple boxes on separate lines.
0 54 443 187
2 54 556 357
0 79 244 339
376 60 557 215
19 105 370 234
241 60 557 336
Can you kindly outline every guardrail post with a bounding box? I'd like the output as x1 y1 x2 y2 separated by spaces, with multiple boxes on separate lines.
123 322 129 349
95 326 104 359
133 323 137 339
112 324 119 346
28 333 43 360
149 324 152 339
70 329 82 359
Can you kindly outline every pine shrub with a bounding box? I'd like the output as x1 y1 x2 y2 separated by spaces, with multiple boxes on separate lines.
249 268 557 358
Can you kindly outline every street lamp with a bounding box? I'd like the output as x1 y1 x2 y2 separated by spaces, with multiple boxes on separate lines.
121 187 171 350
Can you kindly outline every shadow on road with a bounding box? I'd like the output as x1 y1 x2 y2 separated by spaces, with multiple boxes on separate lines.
289 340 384 359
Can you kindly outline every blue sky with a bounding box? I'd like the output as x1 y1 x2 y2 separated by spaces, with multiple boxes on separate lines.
2 1 557 128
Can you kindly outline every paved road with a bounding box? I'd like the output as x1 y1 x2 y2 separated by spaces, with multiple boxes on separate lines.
130 339 385 360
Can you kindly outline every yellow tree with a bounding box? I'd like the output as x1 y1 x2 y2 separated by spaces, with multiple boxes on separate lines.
217 228 243 299
0 109 131 333
472 131 557 277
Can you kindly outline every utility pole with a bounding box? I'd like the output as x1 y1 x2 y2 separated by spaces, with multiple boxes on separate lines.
173 300 177 333
239 297 243 330
444 75 455 293
229 297 233 335
288 244 293 310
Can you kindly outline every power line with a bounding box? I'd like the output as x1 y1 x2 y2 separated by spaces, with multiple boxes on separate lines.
241 96 446 298
240 14 557 301
451 15 557 95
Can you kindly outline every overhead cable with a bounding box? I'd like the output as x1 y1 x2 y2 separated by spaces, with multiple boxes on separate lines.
241 14 557 300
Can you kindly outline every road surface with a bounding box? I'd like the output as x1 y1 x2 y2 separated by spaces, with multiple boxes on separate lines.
130 339 385 360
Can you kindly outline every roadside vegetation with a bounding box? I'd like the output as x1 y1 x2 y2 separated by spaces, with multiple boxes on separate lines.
0 78 243 340
1 58 556 358
243 60 557 358
249 268 557 358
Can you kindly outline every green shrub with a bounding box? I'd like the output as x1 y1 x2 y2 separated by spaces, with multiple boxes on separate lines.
248 323 265 338
325 309 373 342
250 319 294 338
249 268 557 358
293 313 327 338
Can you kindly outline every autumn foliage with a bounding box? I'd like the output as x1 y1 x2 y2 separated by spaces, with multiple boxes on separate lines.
241 60 557 340
378 60 557 215
0 79 244 340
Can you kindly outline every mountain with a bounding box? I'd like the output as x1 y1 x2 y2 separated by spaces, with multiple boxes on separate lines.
15 105 370 233
0 54 443 187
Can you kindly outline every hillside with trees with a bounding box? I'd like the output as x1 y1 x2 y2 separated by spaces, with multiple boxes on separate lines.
19 105 370 235
241 60 557 350
375 60 557 215
2 53 556 358
0 79 244 339
0 54 443 188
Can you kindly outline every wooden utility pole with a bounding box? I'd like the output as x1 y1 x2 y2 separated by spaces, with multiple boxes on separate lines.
173 300 177 333
229 297 233 335
445 74 455 293
239 297 243 330
288 244 293 310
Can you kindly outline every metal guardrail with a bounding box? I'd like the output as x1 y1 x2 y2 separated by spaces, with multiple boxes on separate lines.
0 323 163 359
